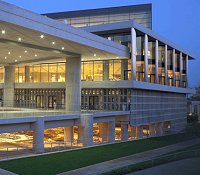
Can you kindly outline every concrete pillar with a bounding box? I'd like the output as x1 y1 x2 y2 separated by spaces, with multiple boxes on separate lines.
186 55 188 87
172 49 176 86
108 121 115 143
164 45 168 85
149 124 156 137
103 60 109 80
66 56 81 112
3 66 15 107
131 27 137 80
144 34 149 82
136 126 143 139
121 124 129 141
155 40 159 84
179 52 183 87
64 126 74 143
25 66 30 83
33 117 44 154
80 114 93 147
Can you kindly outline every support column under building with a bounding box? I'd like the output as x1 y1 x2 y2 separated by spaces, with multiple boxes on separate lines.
3 66 15 107
149 124 156 137
131 27 137 80
33 117 44 154
144 34 149 82
66 56 81 112
164 45 168 85
80 114 94 147
155 40 159 84
155 123 163 136
64 126 74 143
121 123 129 141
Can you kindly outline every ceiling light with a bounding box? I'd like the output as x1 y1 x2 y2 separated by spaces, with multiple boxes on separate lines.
24 50 27 53
94 54 97 57
116 56 119 59
52 41 55 45
19 56 22 58
4 56 7 59
1 30 5 34
8 52 11 55
18 37 22 42
15 59 17 62
81 58 84 61
35 54 37 57
61 47 65 50
40 35 44 39
98 58 100 60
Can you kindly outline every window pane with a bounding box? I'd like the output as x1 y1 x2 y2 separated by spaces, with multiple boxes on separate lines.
58 63 65 82
0 67 4 83
41 64 48 82
49 64 57 82
18 67 25 83
33 65 40 82
84 62 93 81
94 61 103 81
114 60 121 80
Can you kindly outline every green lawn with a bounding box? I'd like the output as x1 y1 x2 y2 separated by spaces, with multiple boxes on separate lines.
0 131 198 175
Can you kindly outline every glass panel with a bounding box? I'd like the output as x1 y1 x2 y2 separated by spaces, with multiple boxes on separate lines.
49 64 57 82
114 60 121 80
18 67 25 83
0 67 4 83
84 61 93 81
58 63 65 82
30 66 34 82
94 61 103 81
15 67 19 83
41 64 49 82
109 60 114 80
33 65 40 82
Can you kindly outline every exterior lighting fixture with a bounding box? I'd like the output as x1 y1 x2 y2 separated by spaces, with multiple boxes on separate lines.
24 50 27 53
61 47 65 50
18 37 22 42
98 58 100 60
15 59 17 62
94 54 97 57
40 35 44 39
8 52 11 55
19 56 22 58
52 41 55 45
116 56 119 59
4 56 7 59
1 30 5 34
81 58 84 61
34 54 37 57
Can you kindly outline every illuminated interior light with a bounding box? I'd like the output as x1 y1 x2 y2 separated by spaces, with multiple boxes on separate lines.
1 30 5 34
18 37 22 42
40 35 44 39
4 56 7 59
19 56 22 58
61 47 65 50
52 41 55 45
15 59 17 62
8 52 11 55
34 54 38 57
24 50 27 53
94 54 97 57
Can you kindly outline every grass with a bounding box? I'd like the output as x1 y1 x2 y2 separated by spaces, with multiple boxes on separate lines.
0 130 199 175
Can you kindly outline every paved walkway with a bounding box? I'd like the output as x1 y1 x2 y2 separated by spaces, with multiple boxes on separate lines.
58 138 200 175
0 168 17 175
128 157 200 175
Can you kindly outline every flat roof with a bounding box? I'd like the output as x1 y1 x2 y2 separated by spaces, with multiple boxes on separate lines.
82 20 196 60
43 4 152 19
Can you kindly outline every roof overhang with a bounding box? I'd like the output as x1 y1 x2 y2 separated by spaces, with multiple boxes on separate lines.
82 20 196 60
0 1 129 65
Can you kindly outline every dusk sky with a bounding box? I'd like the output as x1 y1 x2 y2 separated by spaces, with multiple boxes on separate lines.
3 0 200 87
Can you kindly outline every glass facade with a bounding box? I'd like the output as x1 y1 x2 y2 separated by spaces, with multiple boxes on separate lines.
0 67 4 83
158 46 165 85
148 42 155 83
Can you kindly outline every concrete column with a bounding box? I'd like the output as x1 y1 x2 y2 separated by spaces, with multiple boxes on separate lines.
64 126 74 143
108 121 115 143
149 124 156 137
164 45 168 85
25 66 30 83
172 49 176 86
66 56 81 112
155 40 159 84
33 117 44 154
186 55 188 87
3 66 15 107
179 52 183 87
131 27 137 80
136 126 143 139
121 124 129 141
103 60 109 80
80 114 93 147
144 34 149 82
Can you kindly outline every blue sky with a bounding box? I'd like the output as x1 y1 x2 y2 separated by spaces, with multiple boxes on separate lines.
3 0 200 87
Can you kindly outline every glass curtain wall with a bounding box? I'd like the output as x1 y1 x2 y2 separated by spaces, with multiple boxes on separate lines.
136 36 144 81
158 46 165 85
182 55 187 87
148 42 155 83
15 67 25 83
167 50 173 86
0 67 4 83
175 52 180 87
